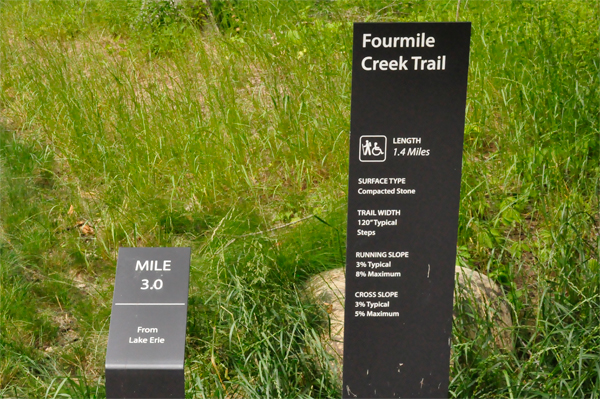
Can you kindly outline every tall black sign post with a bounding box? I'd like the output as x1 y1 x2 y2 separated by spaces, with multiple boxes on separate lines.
343 23 471 398
106 247 191 398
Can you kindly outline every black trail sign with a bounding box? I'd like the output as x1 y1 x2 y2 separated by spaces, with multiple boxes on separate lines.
106 247 191 399
342 23 471 398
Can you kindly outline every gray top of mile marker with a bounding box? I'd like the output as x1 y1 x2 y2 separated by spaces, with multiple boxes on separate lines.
106 247 191 370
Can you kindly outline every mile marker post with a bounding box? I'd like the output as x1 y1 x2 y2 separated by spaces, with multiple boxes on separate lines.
106 247 191 398
342 23 471 398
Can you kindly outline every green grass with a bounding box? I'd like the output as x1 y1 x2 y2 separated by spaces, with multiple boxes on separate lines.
1 0 598 398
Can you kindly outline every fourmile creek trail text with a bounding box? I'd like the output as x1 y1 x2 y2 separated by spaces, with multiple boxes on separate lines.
360 33 447 71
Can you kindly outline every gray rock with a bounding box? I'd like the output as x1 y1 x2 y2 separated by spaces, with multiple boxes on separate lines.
304 268 346 380
453 265 513 352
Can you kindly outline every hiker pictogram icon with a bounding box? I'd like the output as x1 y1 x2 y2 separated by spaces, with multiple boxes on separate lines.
359 135 387 162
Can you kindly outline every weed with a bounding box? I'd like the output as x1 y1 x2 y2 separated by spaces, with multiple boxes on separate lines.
0 1 598 397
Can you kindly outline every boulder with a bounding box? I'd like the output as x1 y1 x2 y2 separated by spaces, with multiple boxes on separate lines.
453 265 513 352
304 268 346 380
304 266 513 378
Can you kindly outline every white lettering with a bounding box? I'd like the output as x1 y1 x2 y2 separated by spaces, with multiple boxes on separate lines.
137 326 159 333
361 33 435 49
400 37 415 47
412 56 422 70
357 229 376 237
362 33 372 48
135 260 149 271
394 137 421 144
361 56 372 71
398 56 408 70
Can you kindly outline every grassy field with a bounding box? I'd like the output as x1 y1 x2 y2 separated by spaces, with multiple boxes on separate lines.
0 0 598 398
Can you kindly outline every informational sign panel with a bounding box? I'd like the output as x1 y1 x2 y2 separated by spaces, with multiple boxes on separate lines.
342 23 471 398
106 247 191 399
